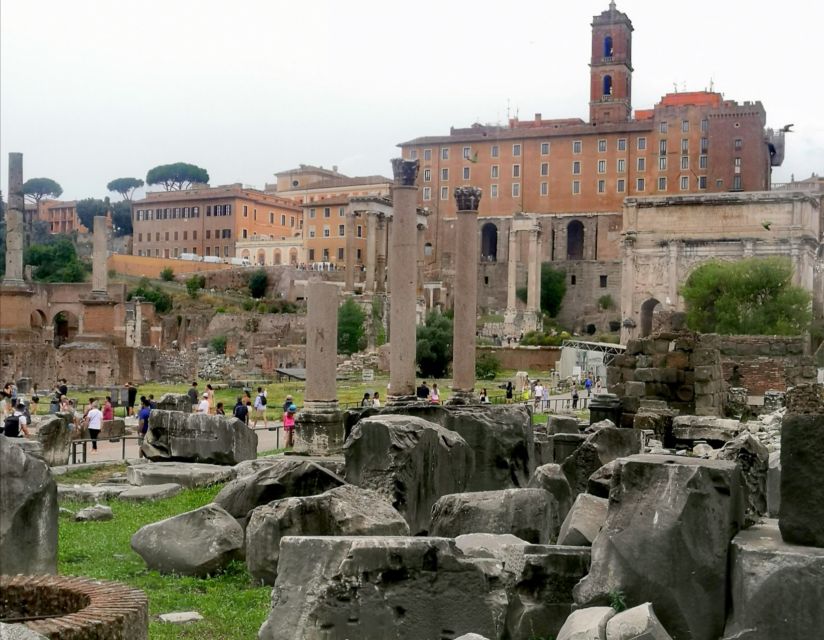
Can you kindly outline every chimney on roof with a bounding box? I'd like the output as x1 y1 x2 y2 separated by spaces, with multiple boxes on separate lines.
535 113 541 122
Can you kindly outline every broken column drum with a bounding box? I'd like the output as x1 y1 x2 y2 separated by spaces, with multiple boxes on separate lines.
388 158 419 400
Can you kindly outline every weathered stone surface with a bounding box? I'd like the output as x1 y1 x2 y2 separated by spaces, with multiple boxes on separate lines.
344 414 474 535
574 455 744 640
506 544 592 640
557 493 608 546
35 414 71 466
587 460 620 499
557 607 616 640
606 603 672 640
453 533 529 560
258 536 508 640
766 450 780 517
345 404 531 491
528 463 573 537
214 458 346 520
454 635 490 640
671 415 741 446
717 432 769 527
0 436 58 575
430 489 555 544
159 611 203 624
233 455 345 479
0 623 48 639
75 503 114 522
724 519 824 640
633 410 674 446
118 483 182 501
131 503 243 576
246 485 409 584
548 415 580 435
156 393 193 412
57 483 128 502
561 427 644 497
142 410 257 465
126 462 235 489
779 411 824 547
552 433 586 467
100 418 126 439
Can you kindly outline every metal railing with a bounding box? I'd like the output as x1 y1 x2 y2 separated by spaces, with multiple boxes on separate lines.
70 435 141 464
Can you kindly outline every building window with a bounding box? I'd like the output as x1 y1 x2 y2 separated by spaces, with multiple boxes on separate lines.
680 156 689 170
491 184 498 198
597 179 606 193
324 207 331 218
441 147 449 160
463 167 470 180
491 145 499 158
424 169 431 181
540 142 550 155
409 149 417 160
338 248 345 260
701 118 709 132
572 161 581 175
138 233 142 242
637 178 645 191
701 137 709 153
423 186 431 201
512 143 521 156
733 175 743 190
512 164 520 178
600 275 608 288
597 160 606 173
659 121 668 134
193 231 197 240
491 165 499 178
680 139 689 154
659 139 667 156
617 158 626 173
424 148 432 161
598 139 607 152
570 275 577 285
699 155 708 169
323 226 330 237
637 157 646 171
440 186 449 200
291 216 295 227
183 231 188 240
573 140 582 154
243 205 248 217
681 120 690 133
699 176 707 189
512 183 520 197
241 229 247 239
734 138 743 150
540 162 549 176
734 157 742 167
463 146 471 159
658 157 667 171
540 182 548 196
308 249 315 261
617 179 625 193
637 137 647 151
617 138 627 151
572 180 581 195
309 227 315 238
357 225 363 237
658 177 667 191
441 168 449 181
339 224 345 236
164 231 169 241
309 208 316 218
680 176 689 190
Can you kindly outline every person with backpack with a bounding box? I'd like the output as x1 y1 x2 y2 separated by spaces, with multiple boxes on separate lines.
137 398 151 458
2 402 30 438
233 396 249 425
252 386 267 428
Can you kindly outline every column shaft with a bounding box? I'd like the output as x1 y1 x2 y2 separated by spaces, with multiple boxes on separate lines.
365 211 377 293
3 153 24 285
452 209 479 393
375 216 387 293
344 209 356 292
506 230 518 310
526 229 539 312
92 216 108 295
305 281 339 403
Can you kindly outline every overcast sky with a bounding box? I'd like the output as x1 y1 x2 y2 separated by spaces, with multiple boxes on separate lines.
1 0 822 201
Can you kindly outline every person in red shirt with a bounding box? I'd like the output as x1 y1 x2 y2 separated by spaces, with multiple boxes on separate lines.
102 396 114 421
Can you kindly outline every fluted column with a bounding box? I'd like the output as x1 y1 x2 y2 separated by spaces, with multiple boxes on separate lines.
526 227 540 313
92 216 109 296
416 222 426 299
3 153 24 286
506 229 518 311
365 211 377 293
344 207 356 292
451 187 482 398
375 214 387 293
388 158 419 400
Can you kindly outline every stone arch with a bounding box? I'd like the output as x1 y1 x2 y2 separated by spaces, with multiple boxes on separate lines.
53 310 79 347
257 249 266 266
639 297 662 338
289 248 298 266
274 250 282 265
567 220 584 260
480 222 498 262
241 249 251 260
604 35 613 57
603 74 613 96
30 309 47 329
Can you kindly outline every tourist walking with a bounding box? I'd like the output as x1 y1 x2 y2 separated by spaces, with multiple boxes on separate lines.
196 392 210 414
125 382 138 417
137 398 151 458
416 381 430 400
584 375 593 398
85 399 102 452
187 382 199 411
206 384 215 414
479 388 491 404
283 403 297 448
252 387 267 428
30 384 40 417
282 394 294 413
505 381 513 403
102 396 114 422
215 402 225 416
233 397 249 425
533 380 544 413
360 392 372 407
571 383 579 410
594 377 603 395
2 401 30 438
372 392 381 408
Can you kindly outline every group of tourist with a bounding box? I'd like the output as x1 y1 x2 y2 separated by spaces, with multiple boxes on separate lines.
415 381 443 404
1 382 30 438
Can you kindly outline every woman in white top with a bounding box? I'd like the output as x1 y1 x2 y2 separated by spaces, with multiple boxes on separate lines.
372 392 381 408
85 401 103 452
196 392 210 414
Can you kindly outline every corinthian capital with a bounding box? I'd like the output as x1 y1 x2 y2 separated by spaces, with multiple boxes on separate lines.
391 158 419 186
454 186 482 212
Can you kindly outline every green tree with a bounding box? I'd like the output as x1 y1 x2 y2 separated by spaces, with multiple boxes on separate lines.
681 257 811 335
22 178 63 205
475 351 501 380
160 267 174 281
111 201 133 236
75 197 110 231
516 263 567 317
338 297 366 355
210 335 227 354
416 312 453 378
248 269 268 298
106 177 144 200
185 275 202 299
127 278 173 313
25 237 89 282
146 163 210 191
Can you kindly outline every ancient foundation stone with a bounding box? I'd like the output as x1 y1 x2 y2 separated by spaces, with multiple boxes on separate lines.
258 536 508 640
0 435 58 575
527 463 573 538
779 410 824 547
429 488 555 544
717 432 768 527
557 493 609 546
671 415 741 446
156 393 193 412
557 607 616 640
606 603 672 640
245 485 409 585
35 414 71 466
344 414 474 535
560 427 644 497
126 462 234 489
574 455 744 640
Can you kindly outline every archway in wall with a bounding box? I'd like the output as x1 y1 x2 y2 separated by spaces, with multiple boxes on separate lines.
480 223 498 262
639 298 662 338
274 250 282 265
603 75 613 96
289 249 298 266
53 311 79 347
604 35 613 57
30 309 47 329
241 249 251 260
257 250 265 266
567 220 584 260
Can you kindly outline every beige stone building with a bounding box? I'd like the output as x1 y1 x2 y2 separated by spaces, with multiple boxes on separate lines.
31 199 88 234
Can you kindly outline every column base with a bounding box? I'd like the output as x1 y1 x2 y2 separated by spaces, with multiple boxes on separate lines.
504 307 518 336
520 311 541 334
387 394 419 405
445 390 477 406
293 401 344 455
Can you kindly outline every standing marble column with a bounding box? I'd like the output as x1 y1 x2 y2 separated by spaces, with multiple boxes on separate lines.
506 230 518 311
295 280 344 454
3 153 25 286
388 158 419 400
526 227 540 314
92 216 109 296
344 208 356 292
451 187 482 399
365 211 377 293
416 221 426 299
375 214 387 293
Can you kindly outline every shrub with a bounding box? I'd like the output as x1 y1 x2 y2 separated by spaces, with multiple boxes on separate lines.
598 294 614 310
160 267 174 282
248 269 268 299
127 282 173 314
416 312 453 378
338 298 366 355
475 352 501 380
515 264 567 317
242 298 255 311
210 335 227 354
185 275 201 298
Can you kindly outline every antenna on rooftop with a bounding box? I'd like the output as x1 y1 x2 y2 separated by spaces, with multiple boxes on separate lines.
506 98 511 121
673 82 678 93
709 78 714 92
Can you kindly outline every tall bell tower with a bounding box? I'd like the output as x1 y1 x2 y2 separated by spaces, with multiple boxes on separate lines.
589 1 634 124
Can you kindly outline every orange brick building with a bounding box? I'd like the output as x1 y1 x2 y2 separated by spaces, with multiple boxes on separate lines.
32 199 88 234
131 184 301 259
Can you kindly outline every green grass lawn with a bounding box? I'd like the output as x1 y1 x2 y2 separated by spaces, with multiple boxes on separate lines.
59 484 271 639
